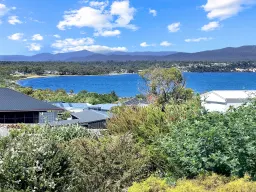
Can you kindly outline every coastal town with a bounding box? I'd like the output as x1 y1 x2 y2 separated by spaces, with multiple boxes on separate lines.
1 0 256 191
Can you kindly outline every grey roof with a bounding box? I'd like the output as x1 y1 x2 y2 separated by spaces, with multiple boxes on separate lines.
50 102 90 110
123 98 149 106
0 88 63 112
71 109 112 123
89 103 121 111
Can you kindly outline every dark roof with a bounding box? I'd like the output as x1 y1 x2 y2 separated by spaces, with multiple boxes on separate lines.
0 88 63 112
71 110 112 123
123 98 149 106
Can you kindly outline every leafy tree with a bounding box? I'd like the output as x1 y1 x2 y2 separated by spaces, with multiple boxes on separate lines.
140 67 193 110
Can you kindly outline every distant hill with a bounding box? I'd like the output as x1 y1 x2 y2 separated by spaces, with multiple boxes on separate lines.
106 51 177 56
1 46 256 62
163 46 256 61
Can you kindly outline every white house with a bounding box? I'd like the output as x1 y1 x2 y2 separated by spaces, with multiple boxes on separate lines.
201 90 256 112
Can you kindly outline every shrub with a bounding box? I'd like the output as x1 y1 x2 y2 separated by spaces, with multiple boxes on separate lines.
216 176 256 192
0 125 89 191
108 105 167 144
128 176 170 192
128 174 256 192
68 133 153 191
157 101 256 179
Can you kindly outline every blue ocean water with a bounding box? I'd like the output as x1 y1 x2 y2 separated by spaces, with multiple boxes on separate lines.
18 73 256 97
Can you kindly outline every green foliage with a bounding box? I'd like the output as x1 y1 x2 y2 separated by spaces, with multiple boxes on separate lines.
17 87 119 104
128 174 256 192
128 176 170 192
157 101 256 179
108 105 167 144
140 67 194 109
0 125 89 191
68 133 153 191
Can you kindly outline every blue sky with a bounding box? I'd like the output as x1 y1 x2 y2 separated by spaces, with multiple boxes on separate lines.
1 0 256 55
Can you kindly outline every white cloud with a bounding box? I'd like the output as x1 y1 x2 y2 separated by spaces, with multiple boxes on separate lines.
0 3 8 17
110 0 136 30
160 41 172 47
149 8 157 16
94 29 121 37
51 37 127 53
57 0 137 32
8 16 22 25
202 0 256 20
89 1 109 10
201 21 220 31
27 43 42 51
57 6 112 30
32 34 43 41
185 37 213 43
53 34 61 38
8 33 24 40
168 22 181 32
140 42 155 47
28 17 45 23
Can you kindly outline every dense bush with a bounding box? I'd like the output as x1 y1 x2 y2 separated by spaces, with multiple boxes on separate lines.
0 125 89 191
128 174 256 192
108 106 167 144
68 133 153 191
108 98 201 145
157 101 256 179
18 87 119 104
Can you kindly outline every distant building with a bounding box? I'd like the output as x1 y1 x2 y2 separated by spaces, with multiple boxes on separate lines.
0 88 63 124
51 102 121 112
201 90 256 112
88 103 121 111
49 110 112 129
50 102 91 113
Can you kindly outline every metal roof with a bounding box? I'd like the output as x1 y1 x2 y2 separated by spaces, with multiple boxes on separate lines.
201 90 256 103
123 98 149 106
71 109 112 123
0 88 63 112
89 103 121 111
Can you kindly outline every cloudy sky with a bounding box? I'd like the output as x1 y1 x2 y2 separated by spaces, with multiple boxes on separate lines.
1 0 256 55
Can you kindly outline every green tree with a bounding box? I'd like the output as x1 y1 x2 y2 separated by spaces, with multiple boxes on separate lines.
140 67 192 110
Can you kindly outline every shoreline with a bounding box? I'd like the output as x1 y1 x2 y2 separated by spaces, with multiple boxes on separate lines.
15 73 136 85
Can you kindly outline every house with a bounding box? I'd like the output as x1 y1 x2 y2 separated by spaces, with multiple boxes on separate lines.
0 88 63 124
88 103 121 111
50 102 91 113
51 102 120 112
201 90 256 112
71 110 112 129
49 109 112 129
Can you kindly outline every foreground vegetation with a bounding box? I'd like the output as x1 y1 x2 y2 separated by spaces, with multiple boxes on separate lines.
0 99 255 191
0 67 256 191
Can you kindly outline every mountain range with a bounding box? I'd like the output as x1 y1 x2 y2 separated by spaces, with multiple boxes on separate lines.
1 46 256 62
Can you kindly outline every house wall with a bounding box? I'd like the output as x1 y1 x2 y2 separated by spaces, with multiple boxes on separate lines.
39 112 58 123
0 112 39 124
87 121 107 129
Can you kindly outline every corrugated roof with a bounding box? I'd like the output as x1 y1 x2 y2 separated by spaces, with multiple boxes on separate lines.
123 98 149 106
0 88 63 112
71 109 111 123
89 103 121 111
201 90 256 102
